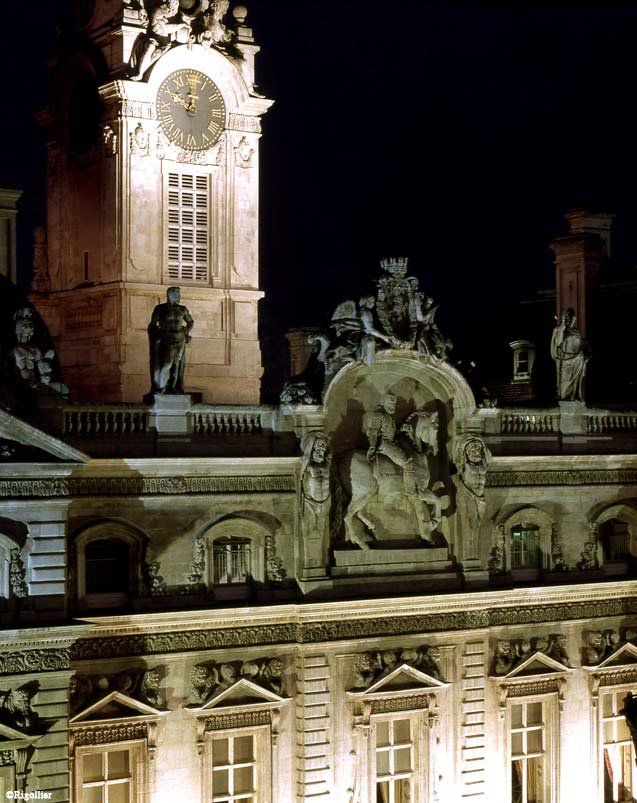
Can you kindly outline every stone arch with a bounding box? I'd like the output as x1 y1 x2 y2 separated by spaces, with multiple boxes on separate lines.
196 515 274 593
589 501 637 567
72 519 149 610
495 505 556 574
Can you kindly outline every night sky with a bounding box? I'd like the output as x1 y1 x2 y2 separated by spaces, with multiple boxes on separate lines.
5 1 637 345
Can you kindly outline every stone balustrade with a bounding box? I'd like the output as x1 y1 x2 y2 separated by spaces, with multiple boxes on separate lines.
63 405 148 435
587 413 637 433
500 412 558 434
192 406 271 435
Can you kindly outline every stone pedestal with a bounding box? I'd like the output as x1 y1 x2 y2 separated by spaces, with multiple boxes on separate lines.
559 401 587 434
147 394 193 435
332 546 450 577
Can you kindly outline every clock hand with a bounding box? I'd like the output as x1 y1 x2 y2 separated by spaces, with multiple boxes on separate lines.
168 90 190 110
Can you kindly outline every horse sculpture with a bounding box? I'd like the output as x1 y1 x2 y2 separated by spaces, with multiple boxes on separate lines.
337 410 443 549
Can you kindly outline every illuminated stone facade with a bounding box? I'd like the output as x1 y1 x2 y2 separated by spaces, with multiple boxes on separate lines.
2 2 637 802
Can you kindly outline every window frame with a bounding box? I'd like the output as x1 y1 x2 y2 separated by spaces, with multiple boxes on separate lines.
505 693 558 803
598 685 637 803
203 724 271 803
73 740 146 803
370 711 426 803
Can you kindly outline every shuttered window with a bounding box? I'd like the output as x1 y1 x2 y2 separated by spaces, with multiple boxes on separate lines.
167 172 209 282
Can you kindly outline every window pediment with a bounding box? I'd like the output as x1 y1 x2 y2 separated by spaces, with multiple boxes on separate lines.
348 663 449 699
188 677 287 712
70 690 164 725
493 651 571 683
586 641 637 671
0 721 38 750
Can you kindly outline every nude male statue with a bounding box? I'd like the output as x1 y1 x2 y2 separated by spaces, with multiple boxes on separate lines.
148 287 194 394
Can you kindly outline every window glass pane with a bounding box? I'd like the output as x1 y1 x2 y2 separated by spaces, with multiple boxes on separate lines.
604 721 614 744
395 778 411 803
376 749 390 776
394 719 410 743
511 731 523 757
85 539 129 594
527 728 543 754
108 781 130 803
526 756 542 802
234 735 253 763
617 718 631 743
511 704 523 728
377 780 390 802
212 768 229 795
603 693 615 718
212 738 229 766
527 702 543 726
83 753 104 783
394 747 411 773
107 751 129 779
234 765 254 794
84 787 103 803
376 721 389 747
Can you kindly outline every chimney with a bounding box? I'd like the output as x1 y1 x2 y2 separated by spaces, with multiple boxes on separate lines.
549 209 614 338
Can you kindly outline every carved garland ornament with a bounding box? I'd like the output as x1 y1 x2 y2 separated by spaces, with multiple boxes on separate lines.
71 721 150 749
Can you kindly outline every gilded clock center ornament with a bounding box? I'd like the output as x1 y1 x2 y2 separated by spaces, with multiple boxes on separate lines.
156 69 226 151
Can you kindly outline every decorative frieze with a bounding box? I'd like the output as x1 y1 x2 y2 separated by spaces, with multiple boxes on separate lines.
487 469 637 487
0 648 71 675
71 669 162 714
368 694 433 715
506 678 564 698
68 597 637 659
71 721 149 747
0 475 295 499
203 710 272 731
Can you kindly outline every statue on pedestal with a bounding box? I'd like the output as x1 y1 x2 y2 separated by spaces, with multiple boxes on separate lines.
551 308 588 402
148 287 194 395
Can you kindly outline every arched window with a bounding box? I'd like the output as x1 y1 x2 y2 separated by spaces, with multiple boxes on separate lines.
511 524 540 569
599 519 630 562
85 539 130 594
212 537 252 585
73 521 146 611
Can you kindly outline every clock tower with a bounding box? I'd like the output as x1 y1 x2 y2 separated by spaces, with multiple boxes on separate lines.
32 0 273 404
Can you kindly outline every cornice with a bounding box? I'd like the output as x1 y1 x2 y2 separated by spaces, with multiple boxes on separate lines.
66 583 637 662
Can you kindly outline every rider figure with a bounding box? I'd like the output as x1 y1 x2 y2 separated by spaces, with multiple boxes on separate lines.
363 393 414 489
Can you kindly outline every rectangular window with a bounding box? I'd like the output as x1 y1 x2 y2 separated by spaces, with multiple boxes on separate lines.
374 718 414 803
510 700 547 803
167 172 209 283
511 526 540 569
602 690 636 803
77 746 135 803
207 727 269 803
213 539 251 585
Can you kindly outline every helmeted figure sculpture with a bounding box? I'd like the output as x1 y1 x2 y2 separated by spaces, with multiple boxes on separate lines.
551 308 588 401
148 287 194 395
129 0 192 81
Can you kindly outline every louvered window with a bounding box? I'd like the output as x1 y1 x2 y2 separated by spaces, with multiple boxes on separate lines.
167 172 209 282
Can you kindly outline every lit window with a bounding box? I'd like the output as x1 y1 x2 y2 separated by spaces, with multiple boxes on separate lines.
211 733 257 802
374 718 413 803
600 520 631 562
602 690 636 802
77 747 135 803
511 700 547 803
167 172 209 283
511 524 540 569
85 539 129 594
212 538 251 585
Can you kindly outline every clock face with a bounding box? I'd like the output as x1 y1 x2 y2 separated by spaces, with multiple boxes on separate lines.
156 69 226 152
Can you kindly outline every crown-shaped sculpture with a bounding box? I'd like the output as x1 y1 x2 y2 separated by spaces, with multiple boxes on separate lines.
380 257 409 276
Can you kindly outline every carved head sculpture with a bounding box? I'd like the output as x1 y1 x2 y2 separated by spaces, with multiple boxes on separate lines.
588 631 603 650
605 630 620 648
209 0 230 19
7 689 30 715
191 665 212 696
266 658 283 678
143 669 160 690
465 439 485 464
308 433 328 464
400 648 420 664
381 651 397 670
402 411 439 456
626 628 637 642
425 646 441 663
219 664 236 685
240 661 259 678
166 286 180 304
359 295 375 311
534 637 548 652
380 393 397 416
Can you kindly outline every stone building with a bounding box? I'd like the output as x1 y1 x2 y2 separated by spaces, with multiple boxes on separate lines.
0 3 637 803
